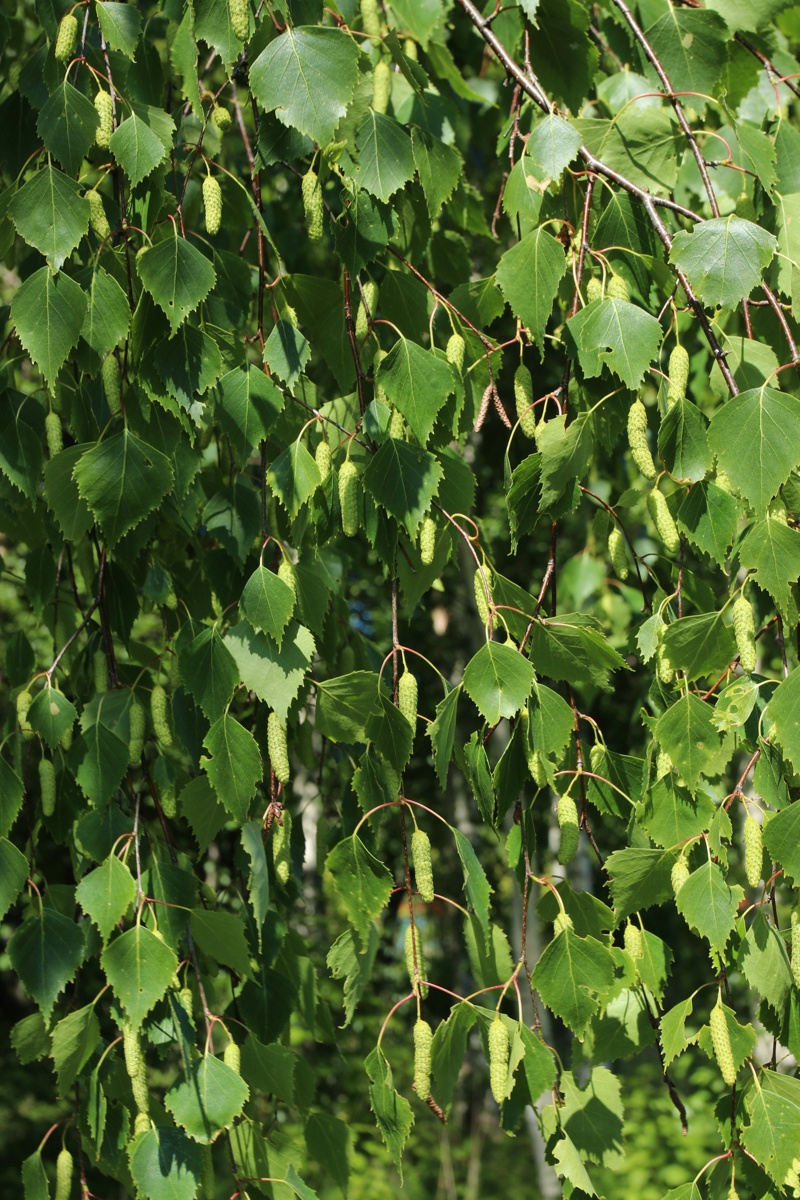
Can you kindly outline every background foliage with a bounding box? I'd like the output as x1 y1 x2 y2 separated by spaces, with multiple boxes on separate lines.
3 0 800 1196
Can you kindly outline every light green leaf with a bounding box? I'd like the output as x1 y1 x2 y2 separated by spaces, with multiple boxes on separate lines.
566 297 662 389
660 996 695 1068
462 641 535 725
268 438 321 517
21 1150 50 1200
363 438 443 536
560 1067 624 1169
762 798 800 885
531 928 616 1037
37 81 99 176
26 685 77 750
741 1069 800 1186
223 620 314 721
80 266 130 357
195 0 247 61
165 1051 249 1143
496 227 567 348
644 8 729 99
76 852 137 940
676 481 738 566
354 111 415 202
249 27 360 147
529 617 627 690
10 163 89 270
639 774 715 849
11 267 87 391
326 835 393 943
9 909 85 1022
96 1 142 57
109 111 166 187
375 337 454 445
101 924 178 1028
129 1127 202 1200
73 429 174 547
658 397 711 484
240 566 295 646
676 861 742 953
537 413 593 510
178 627 239 722
526 113 582 182
364 1047 414 1179
708 386 800 515
739 517 800 616
605 847 678 917
50 1003 100 1093
136 234 216 335
202 714 262 823
654 693 721 791
327 926 379 1028
670 216 776 309
660 612 736 682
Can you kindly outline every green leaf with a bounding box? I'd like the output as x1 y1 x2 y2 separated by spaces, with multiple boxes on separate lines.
74 722 129 807
676 861 742 953
11 266 86 391
452 827 492 946
179 627 239 722
738 517 800 616
11 1011 50 1066
707 386 800 515
644 7 729 98
639 774 715 849
537 413 593 510
654 693 721 791
375 337 454 446
73 429 174 547
658 397 711 484
202 714 262 823
50 1002 100 1093
660 612 736 682
101 924 178 1028
240 565 295 646
526 0 598 114
75 852 136 940
215 366 285 464
304 1113 350 1196
249 27 360 147
429 685 459 787
165 1051 249 1143
195 0 247 62
566 297 662 389
181 776 228 849
496 227 567 348
462 641 535 725
9 909 85 1022
241 821 270 935
577 108 681 194
154 324 223 411
80 266 130 357
201 482 261 567
189 908 253 978
26 684 77 749
354 111 415 202
363 438 443 536
315 671 381 743
10 163 89 270
531 928 616 1037
264 319 310 388
109 111 167 187
528 617 627 690
241 1033 295 1103
326 835 393 943
96 1 142 57
268 438 321 517
0 392 43 500
739 912 794 1020
676 481 738 566
223 620 314 721
128 1127 202 1200
560 1067 624 1169
327 926 379 1027
526 113 582 182
741 1069 800 1187
605 847 678 918
0 837 28 921
762 799 800 885
660 996 695 1068
411 128 462 218
136 234 216 335
37 81 99 177
21 1150 50 1200
364 1046 414 1179
669 217 776 309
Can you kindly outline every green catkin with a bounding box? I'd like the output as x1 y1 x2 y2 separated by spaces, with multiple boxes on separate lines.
413 1019 433 1101
608 526 628 580
412 829 434 903
488 1018 509 1104
372 58 390 114
556 795 579 865
607 273 629 302
709 995 736 1087
201 1146 215 1199
361 0 382 42
102 353 121 414
647 488 681 554
45 410 63 458
55 1147 73 1200
203 175 222 236
531 749 548 788
589 743 604 774
273 809 292 884
671 856 690 896
398 669 418 729
224 1040 241 1075
404 925 428 997
179 986 193 1020
627 399 657 480
302 168 324 240
769 499 788 524
134 1112 150 1137
356 281 379 340
315 438 331 483
151 684 173 746
93 649 107 693
514 364 536 439
278 557 296 596
403 37 417 59
656 647 675 686
655 747 672 778
268 711 290 784
123 1026 150 1113
586 276 603 303
419 515 436 566
9 61 22 92
94 90 114 147
211 104 232 133
624 922 643 961
17 689 32 733
338 460 359 537
61 726 73 752
161 787 177 819
743 815 763 888
388 407 405 439
727 1185 739 1200
733 595 756 673
229 0 250 41
55 13 78 62
474 567 492 625
791 911 800 990
446 332 466 375
87 188 111 240
40 758 56 818
667 344 689 408
554 911 573 936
